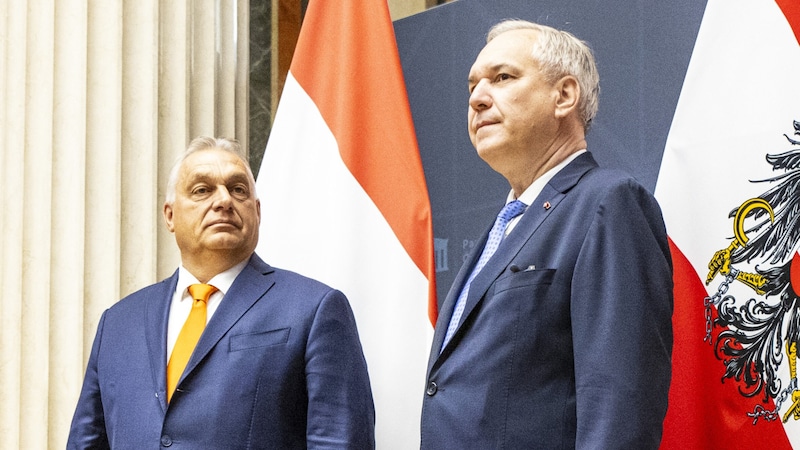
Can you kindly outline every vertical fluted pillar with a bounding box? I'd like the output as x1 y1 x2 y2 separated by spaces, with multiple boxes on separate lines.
0 0 249 447
51 1 89 448
0 0 25 447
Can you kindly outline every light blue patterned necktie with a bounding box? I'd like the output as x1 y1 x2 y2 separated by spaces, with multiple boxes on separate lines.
441 200 527 351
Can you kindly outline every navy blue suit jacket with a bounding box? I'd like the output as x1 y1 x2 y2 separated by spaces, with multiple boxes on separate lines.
68 254 375 449
421 152 673 449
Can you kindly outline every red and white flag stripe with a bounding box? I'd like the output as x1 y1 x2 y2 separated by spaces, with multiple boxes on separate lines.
255 0 436 446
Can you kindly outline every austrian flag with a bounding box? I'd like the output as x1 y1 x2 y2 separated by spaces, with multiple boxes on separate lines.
656 0 800 448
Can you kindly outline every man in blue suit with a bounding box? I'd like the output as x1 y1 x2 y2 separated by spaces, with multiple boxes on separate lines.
68 137 375 449
420 20 673 449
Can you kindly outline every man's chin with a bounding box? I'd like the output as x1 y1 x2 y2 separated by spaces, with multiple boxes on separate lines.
206 234 258 253
203 234 243 249
476 143 502 164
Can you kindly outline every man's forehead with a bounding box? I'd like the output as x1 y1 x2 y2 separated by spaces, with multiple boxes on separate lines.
469 33 538 80
477 29 538 61
181 149 249 178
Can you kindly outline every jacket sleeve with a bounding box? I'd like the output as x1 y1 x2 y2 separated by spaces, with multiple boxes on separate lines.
67 311 111 450
572 180 674 449
305 289 376 449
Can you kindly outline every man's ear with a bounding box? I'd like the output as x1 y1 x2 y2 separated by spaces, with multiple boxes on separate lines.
554 75 580 119
163 203 175 232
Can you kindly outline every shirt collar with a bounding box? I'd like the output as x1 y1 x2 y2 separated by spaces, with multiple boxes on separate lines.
508 149 587 205
176 258 250 300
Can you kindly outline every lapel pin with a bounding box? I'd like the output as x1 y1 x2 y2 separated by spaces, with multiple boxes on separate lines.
543 201 551 210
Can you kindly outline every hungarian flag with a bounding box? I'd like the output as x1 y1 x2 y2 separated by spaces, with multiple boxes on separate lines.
254 0 436 447
656 0 800 447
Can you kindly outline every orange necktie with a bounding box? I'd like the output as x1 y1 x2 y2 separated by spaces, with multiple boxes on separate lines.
167 283 218 402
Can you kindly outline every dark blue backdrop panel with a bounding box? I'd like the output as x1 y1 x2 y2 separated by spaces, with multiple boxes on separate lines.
394 0 707 304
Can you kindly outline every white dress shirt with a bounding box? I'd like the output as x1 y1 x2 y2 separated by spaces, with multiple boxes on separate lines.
504 149 586 235
166 258 249 359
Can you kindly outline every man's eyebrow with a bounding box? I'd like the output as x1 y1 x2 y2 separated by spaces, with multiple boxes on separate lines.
486 62 517 73
468 63 516 84
226 173 251 184
184 170 250 185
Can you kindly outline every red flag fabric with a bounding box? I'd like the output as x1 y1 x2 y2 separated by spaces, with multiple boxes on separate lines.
255 0 436 446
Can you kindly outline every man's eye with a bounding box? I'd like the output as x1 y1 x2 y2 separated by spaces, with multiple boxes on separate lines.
231 185 249 197
496 73 511 82
192 186 210 195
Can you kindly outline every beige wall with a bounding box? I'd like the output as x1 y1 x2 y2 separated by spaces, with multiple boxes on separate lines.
389 0 428 20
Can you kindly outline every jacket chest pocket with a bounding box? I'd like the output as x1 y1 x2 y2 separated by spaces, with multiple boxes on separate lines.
229 328 290 352
493 268 556 295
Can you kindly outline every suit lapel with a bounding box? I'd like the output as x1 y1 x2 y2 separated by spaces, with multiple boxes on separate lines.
178 254 276 385
431 153 598 364
145 271 179 413
428 238 486 369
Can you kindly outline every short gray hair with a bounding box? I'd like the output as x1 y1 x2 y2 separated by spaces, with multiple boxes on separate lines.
164 136 256 204
487 19 600 131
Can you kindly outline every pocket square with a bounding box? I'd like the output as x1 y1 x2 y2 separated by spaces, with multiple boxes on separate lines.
509 264 536 272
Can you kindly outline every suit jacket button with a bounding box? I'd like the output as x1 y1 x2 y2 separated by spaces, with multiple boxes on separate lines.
426 381 438 396
160 435 173 447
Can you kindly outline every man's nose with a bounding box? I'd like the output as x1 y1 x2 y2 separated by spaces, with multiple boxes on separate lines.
212 186 233 208
469 80 492 111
